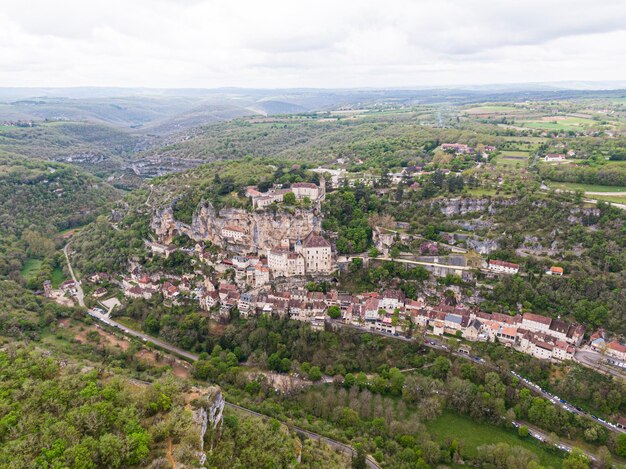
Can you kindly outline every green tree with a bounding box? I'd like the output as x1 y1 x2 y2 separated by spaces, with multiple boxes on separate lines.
308 366 322 382
283 192 297 205
327 305 342 319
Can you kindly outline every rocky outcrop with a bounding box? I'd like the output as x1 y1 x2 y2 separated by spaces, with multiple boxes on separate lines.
433 197 517 216
152 202 322 254
192 386 225 465
464 236 500 255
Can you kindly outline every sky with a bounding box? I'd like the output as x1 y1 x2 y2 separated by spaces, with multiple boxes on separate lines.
1 0 626 89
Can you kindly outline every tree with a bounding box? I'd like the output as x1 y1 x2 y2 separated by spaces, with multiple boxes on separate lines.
308 366 322 382
389 246 400 259
518 426 529 438
562 448 590 469
327 305 341 319
283 192 297 205
352 443 367 469
431 356 451 380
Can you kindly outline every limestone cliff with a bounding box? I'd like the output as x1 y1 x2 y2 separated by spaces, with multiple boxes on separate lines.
152 202 322 254
432 197 517 216
192 385 225 464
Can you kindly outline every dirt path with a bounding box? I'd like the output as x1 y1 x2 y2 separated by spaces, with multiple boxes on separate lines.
166 437 176 469
63 241 85 307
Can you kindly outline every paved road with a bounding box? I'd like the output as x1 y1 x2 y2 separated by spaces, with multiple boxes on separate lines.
63 242 85 307
575 349 626 380
543 186 626 210
329 320 626 436
226 402 381 469
86 309 200 361
86 310 380 466
513 421 597 462
584 191 626 196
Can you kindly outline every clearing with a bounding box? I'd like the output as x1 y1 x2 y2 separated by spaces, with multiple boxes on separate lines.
426 412 564 468
21 258 42 281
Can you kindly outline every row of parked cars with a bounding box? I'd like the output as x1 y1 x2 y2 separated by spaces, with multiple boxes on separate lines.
510 371 624 432
606 358 626 369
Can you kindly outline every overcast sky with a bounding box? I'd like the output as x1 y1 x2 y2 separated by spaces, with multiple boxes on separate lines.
1 0 626 89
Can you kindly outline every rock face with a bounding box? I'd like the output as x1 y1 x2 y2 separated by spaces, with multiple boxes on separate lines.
152 202 322 254
433 197 517 216
465 236 500 255
193 385 225 465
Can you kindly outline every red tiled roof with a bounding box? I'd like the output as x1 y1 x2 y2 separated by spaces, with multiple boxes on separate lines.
523 312 552 326
489 259 520 269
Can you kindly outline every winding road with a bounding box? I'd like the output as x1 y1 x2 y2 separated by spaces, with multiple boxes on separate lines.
63 242 85 307
226 402 381 468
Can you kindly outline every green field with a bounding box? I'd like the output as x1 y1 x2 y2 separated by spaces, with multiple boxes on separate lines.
518 116 597 131
495 150 530 167
21 258 42 281
549 182 626 193
51 266 65 288
426 412 564 468
465 105 521 114
590 194 626 204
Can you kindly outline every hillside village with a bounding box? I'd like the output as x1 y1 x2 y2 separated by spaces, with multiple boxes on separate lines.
66 173 626 371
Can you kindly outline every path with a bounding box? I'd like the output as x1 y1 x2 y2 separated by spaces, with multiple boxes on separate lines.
86 309 199 362
63 242 85 307
541 185 626 210
584 191 626 196
226 402 381 469
166 437 176 469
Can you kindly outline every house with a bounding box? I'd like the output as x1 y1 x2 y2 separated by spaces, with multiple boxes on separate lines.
291 182 322 201
380 289 405 310
488 259 520 274
311 315 326 331
441 143 473 154
606 341 626 361
126 286 152 300
200 290 219 310
547 266 564 276
232 256 250 270
496 326 517 344
432 320 445 336
92 287 107 298
296 231 333 274
146 241 177 259
544 154 566 162
363 298 380 321
552 341 575 361
267 249 306 277
464 319 485 341
60 280 77 292
522 313 552 333
530 340 554 360
221 225 247 242
254 265 270 287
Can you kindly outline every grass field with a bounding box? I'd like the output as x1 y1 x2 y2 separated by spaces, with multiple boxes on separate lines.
426 412 564 468
590 194 626 204
465 105 521 114
500 150 531 157
21 258 42 281
499 135 548 144
51 266 65 288
517 116 596 131
549 182 626 192
495 150 530 167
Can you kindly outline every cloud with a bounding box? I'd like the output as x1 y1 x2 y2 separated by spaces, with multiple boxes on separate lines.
0 0 625 88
